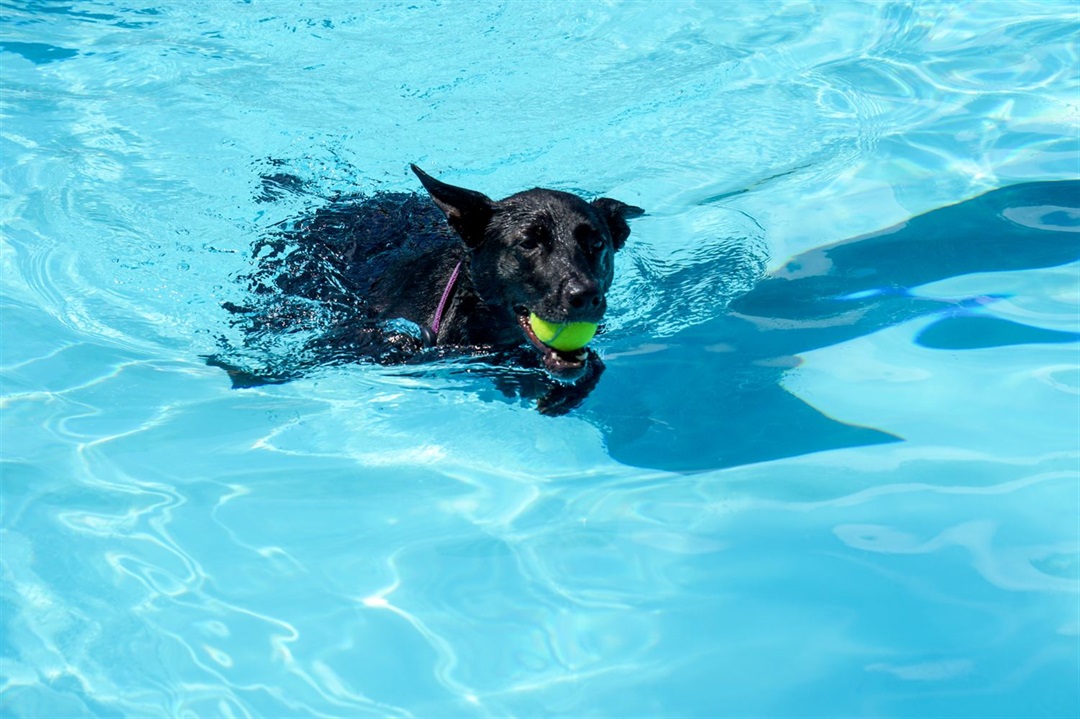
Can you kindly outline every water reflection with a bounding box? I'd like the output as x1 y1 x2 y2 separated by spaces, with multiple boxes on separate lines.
590 180 1080 472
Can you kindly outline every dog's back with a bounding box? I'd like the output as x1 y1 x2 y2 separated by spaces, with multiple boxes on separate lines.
264 191 459 318
211 191 451 385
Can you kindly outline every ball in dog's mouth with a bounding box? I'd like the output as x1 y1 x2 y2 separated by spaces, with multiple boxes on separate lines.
517 311 592 379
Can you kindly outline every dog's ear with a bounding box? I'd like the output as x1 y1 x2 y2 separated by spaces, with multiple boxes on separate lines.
412 165 493 248
591 197 645 251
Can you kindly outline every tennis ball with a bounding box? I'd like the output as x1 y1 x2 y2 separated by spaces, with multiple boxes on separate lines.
528 313 598 352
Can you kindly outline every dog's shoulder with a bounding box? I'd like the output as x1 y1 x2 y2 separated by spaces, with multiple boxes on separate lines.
296 191 453 265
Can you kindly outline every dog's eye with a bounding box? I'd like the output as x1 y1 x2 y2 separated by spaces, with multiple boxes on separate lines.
520 226 548 251
574 224 604 253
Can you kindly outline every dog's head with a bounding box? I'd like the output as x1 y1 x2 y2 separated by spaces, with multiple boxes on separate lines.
412 165 643 379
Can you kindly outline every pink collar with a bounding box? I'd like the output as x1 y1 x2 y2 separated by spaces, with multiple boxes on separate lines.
429 260 463 340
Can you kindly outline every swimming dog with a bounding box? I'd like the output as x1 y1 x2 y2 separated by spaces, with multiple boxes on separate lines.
210 165 643 413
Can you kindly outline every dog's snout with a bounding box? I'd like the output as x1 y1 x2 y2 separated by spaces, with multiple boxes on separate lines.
565 281 602 312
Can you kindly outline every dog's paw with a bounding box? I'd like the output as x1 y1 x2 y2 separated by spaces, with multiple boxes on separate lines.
536 353 605 416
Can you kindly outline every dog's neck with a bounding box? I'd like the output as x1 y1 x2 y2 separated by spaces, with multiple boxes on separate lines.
421 260 463 346
431 260 462 334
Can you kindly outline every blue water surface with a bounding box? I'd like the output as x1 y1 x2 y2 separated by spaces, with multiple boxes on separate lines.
2 1 1079 717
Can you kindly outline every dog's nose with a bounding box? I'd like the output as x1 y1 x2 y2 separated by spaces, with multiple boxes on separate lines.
566 281 602 311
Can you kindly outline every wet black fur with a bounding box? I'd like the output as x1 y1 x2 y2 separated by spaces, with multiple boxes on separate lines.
209 166 643 414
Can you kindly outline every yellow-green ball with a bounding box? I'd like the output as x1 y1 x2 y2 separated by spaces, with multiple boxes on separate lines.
528 313 598 352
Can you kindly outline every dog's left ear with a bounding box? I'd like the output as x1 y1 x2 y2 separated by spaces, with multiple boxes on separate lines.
412 165 493 248
591 198 645 250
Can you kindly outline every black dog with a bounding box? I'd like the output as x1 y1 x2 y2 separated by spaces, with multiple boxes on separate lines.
210 165 644 413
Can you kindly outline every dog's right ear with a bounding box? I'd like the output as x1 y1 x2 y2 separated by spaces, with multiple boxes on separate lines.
591 197 645 251
411 165 493 248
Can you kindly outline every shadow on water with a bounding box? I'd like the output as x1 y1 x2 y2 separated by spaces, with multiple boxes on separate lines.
587 180 1080 473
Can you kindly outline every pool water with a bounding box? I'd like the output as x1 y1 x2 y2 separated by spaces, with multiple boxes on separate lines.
2 1 1078 717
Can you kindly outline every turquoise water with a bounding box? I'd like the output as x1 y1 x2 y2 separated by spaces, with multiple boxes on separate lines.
2 1 1079 717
